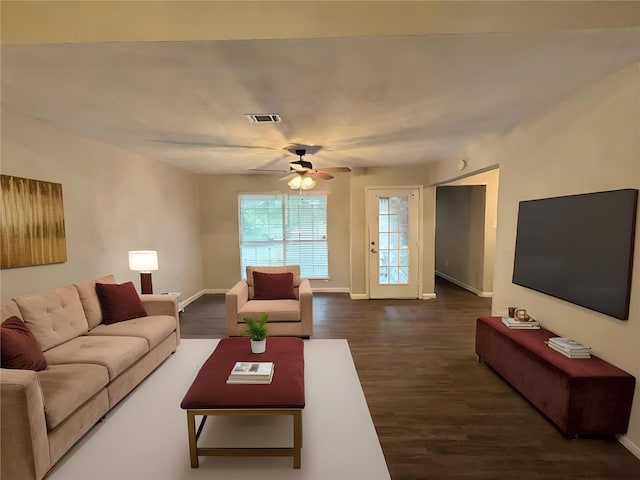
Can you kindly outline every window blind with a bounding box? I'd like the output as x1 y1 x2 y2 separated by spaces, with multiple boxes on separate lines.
239 193 328 278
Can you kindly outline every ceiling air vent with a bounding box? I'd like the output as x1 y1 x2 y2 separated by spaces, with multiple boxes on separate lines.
245 113 281 123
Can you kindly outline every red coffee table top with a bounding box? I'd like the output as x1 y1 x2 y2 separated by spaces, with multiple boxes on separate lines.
180 337 305 409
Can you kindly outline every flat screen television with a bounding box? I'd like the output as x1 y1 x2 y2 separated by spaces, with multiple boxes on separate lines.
512 188 638 320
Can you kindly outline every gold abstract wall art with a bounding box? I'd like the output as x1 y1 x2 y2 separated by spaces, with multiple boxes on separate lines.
1 175 67 269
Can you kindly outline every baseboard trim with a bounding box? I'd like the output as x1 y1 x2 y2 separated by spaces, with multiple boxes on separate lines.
422 293 437 300
313 287 351 293
350 293 369 300
435 271 493 298
203 289 227 294
619 435 640 460
181 290 207 309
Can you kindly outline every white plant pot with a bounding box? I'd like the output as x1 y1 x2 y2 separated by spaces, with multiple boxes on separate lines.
251 339 266 354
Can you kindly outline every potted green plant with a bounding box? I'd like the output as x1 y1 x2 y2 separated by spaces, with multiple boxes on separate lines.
243 314 269 353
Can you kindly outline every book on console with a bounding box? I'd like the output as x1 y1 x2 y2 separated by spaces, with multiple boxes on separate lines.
227 362 274 384
547 342 591 358
501 317 540 329
548 337 591 351
226 371 274 384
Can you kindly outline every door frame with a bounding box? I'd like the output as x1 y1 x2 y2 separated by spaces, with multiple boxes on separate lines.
365 186 424 299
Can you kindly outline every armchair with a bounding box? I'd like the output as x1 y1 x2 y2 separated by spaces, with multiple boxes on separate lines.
226 266 313 337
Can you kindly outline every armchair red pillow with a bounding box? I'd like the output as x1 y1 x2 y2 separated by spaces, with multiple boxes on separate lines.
252 271 297 300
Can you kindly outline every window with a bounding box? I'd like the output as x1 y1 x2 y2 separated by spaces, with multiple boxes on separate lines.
239 193 328 278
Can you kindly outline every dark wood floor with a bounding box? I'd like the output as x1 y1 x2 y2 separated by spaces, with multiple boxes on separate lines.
179 277 640 479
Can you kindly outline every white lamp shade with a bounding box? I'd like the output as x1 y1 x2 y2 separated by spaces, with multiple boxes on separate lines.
128 250 158 272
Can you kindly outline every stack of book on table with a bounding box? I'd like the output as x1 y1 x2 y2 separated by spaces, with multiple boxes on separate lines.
501 316 540 329
547 337 592 359
226 361 274 384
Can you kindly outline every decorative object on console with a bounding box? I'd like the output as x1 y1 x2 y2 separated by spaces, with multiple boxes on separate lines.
501 307 539 328
514 308 532 322
128 250 158 294
244 314 269 353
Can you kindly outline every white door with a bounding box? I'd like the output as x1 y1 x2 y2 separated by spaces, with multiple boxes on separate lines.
367 188 421 298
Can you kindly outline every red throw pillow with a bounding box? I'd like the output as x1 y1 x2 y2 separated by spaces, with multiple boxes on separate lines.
1 316 48 371
253 271 296 300
96 282 147 324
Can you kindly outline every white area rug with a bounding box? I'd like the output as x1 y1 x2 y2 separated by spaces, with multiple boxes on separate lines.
48 339 390 480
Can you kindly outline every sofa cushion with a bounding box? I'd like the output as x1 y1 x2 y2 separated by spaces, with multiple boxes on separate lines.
75 274 116 329
238 299 301 322
0 316 48 371
253 271 296 300
14 285 89 351
38 363 109 430
96 282 147 324
87 315 176 350
44 335 148 381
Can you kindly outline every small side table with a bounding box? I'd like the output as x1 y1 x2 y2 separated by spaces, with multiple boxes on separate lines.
162 292 184 312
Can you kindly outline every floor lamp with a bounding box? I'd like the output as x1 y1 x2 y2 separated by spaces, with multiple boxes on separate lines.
128 250 158 294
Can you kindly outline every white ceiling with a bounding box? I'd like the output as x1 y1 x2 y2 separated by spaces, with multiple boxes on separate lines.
2 2 639 175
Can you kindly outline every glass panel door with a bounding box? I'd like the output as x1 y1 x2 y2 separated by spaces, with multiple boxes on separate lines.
368 188 420 298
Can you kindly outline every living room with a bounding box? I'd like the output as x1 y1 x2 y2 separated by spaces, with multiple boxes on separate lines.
1 0 639 471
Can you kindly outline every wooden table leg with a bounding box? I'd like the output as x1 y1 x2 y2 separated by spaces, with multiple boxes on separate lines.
186 411 199 468
293 410 302 468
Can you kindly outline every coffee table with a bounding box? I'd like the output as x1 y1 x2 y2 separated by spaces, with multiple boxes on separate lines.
180 337 305 468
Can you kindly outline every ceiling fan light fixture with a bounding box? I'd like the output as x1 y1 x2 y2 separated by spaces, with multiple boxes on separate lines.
301 176 316 190
287 175 302 190
287 174 316 190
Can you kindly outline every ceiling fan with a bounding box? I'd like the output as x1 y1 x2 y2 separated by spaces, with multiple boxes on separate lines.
280 148 351 190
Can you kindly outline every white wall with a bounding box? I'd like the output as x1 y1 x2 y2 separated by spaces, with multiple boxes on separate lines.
0 110 203 302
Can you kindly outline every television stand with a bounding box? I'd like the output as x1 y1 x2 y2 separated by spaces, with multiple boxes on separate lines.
475 316 635 436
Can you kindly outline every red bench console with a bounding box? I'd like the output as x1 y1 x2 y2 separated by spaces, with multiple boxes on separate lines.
475 316 635 437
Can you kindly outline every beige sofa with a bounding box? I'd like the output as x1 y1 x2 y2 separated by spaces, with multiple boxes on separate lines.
0 275 180 480
226 265 313 337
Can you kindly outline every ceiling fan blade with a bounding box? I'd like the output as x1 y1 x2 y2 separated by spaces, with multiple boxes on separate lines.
314 172 334 180
318 167 351 173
